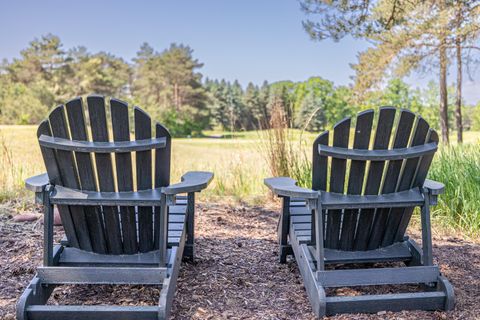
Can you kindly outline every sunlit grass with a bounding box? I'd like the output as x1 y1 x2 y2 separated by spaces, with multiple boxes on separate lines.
1 125 479 236
0 125 270 204
429 143 480 237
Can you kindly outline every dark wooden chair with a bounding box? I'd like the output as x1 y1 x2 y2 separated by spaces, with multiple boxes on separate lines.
265 108 454 317
17 95 213 320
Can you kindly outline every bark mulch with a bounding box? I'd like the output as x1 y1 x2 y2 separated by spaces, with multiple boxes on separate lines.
0 202 479 319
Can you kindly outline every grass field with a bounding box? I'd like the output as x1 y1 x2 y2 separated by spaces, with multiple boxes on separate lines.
0 126 272 204
1 125 479 235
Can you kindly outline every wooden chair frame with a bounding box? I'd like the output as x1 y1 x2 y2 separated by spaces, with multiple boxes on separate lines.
16 96 213 320
265 108 454 317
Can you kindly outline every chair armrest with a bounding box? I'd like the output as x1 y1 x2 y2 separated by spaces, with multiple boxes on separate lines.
162 171 214 195
25 173 49 192
264 177 318 199
423 179 445 195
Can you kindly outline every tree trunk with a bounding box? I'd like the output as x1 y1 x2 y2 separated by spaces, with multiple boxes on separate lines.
439 40 449 144
456 35 463 143
174 83 179 111
455 2 463 144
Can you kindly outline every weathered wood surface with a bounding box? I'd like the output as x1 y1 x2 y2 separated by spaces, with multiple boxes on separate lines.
38 135 166 152
288 207 452 316
300 108 442 252
26 306 159 320
25 173 49 192
340 110 373 250
164 171 214 195
317 266 439 287
66 98 107 254
318 142 437 160
354 107 395 250
49 185 164 207
111 99 138 254
325 292 446 315
37 266 167 284
20 95 213 320
32 96 213 255
264 177 317 199
88 96 123 254
269 108 454 317
49 105 91 251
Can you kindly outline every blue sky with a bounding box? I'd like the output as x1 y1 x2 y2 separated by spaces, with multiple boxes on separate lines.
1 0 478 103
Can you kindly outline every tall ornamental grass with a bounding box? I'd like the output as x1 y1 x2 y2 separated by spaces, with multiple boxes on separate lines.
257 100 311 188
429 144 480 236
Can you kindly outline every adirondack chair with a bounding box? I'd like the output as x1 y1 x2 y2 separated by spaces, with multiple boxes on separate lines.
265 108 454 317
17 95 213 320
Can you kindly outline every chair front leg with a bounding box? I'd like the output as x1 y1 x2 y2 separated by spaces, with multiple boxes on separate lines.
420 188 433 266
159 193 168 267
278 196 291 263
43 185 54 266
184 192 195 260
314 199 325 272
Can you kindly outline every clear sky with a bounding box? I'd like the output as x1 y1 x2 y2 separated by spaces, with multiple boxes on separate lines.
1 0 478 103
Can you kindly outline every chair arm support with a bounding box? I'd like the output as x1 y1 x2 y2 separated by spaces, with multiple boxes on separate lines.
25 173 49 192
264 177 318 199
162 171 214 195
423 179 445 195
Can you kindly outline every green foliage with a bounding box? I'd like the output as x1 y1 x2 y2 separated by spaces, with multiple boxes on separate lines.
0 34 477 139
296 77 352 131
132 43 210 132
469 104 480 131
0 79 48 124
160 108 203 137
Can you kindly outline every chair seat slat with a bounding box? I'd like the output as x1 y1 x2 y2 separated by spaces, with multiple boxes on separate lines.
39 135 166 153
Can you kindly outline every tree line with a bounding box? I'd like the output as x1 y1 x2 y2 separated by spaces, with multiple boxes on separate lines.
301 0 480 143
1 34 479 136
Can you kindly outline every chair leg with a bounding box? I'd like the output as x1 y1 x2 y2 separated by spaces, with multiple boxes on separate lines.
420 189 434 266
43 187 54 266
16 276 55 320
278 197 290 263
437 275 455 310
183 193 195 260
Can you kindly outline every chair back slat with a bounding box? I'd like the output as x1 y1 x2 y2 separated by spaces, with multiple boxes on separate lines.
325 118 350 249
154 123 171 249
367 110 416 249
382 117 430 246
49 106 94 251
135 107 155 253
65 98 107 253
311 107 438 251
394 129 439 242
111 99 138 254
339 110 374 250
87 96 123 254
353 107 396 251
37 119 80 249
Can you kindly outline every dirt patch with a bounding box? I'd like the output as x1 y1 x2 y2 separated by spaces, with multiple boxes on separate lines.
1 202 479 319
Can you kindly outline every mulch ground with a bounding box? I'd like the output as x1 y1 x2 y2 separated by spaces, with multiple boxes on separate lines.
1 201 479 319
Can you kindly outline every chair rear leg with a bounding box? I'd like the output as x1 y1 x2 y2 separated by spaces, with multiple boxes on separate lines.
16 276 55 320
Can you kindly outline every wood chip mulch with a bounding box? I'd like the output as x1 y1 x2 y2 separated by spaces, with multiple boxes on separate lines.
0 202 479 319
